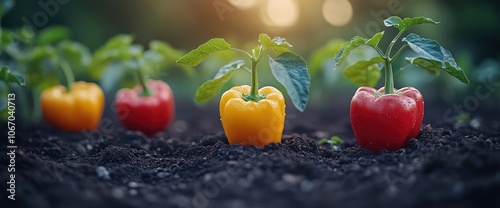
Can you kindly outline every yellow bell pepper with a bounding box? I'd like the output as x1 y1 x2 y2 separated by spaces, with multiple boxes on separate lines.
219 85 285 146
41 81 104 131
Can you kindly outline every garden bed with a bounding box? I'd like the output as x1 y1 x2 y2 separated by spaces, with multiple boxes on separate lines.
3 100 500 208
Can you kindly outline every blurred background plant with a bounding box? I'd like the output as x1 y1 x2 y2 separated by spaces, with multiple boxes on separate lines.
1 0 499 126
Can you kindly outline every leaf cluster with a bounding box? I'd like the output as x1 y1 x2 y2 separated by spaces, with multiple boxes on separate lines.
332 16 469 87
177 34 311 112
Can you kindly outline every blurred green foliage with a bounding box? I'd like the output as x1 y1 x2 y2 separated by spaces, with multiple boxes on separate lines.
0 0 498 115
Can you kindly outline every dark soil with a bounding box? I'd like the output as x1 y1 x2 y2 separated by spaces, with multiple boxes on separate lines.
1 100 500 208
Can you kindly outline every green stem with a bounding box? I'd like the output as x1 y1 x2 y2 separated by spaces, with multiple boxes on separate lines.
390 44 407 63
231 48 252 59
250 60 258 97
373 46 386 59
138 64 151 96
383 30 406 94
384 58 395 94
59 58 75 91
232 47 266 102
386 30 405 58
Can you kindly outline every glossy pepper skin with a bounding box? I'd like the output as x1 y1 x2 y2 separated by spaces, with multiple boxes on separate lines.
350 86 424 152
220 85 285 146
115 80 175 136
41 81 104 131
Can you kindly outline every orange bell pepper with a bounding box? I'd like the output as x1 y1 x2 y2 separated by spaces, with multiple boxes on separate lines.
220 85 285 146
41 81 104 131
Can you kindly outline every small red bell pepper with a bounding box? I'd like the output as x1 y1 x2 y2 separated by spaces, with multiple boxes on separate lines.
115 80 175 136
350 87 424 152
332 16 469 152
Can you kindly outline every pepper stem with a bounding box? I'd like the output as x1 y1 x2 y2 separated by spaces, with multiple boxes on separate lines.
250 60 259 97
138 65 151 97
382 30 405 94
384 58 395 94
59 58 75 91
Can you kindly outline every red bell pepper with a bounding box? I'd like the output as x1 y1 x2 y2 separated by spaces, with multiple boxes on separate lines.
115 80 175 136
350 87 424 152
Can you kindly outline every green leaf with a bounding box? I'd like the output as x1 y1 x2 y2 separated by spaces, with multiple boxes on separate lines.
29 45 58 62
195 60 244 103
177 38 231 66
149 40 184 61
318 138 329 145
1 28 13 47
330 136 344 144
0 66 24 86
58 41 91 67
343 56 383 87
101 34 134 50
0 0 14 17
308 39 345 77
384 16 439 31
332 36 366 70
37 26 71 45
89 35 138 79
259 33 292 53
403 33 469 84
365 31 384 48
145 40 194 76
269 52 310 112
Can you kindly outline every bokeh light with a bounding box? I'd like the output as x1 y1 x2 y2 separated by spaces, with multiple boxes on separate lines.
322 0 353 27
260 0 300 28
228 0 261 10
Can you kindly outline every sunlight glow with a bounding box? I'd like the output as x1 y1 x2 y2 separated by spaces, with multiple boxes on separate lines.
228 0 261 9
323 0 353 27
260 0 299 28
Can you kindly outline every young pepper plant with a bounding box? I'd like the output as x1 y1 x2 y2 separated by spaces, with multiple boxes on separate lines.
91 35 187 136
30 27 105 131
0 66 24 119
332 16 469 152
177 34 311 146
318 136 344 151
2 23 97 128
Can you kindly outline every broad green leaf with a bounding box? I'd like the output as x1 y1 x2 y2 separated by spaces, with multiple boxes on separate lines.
405 58 441 76
403 33 469 84
343 57 383 87
0 0 14 17
37 26 71 45
58 41 91 67
194 60 244 102
365 31 384 48
177 38 231 66
29 45 58 62
308 39 344 77
100 35 134 50
269 52 310 112
0 66 24 86
146 40 194 76
89 35 138 79
1 28 13 47
149 40 184 61
6 26 36 44
332 36 365 70
384 16 439 31
259 33 292 53
213 59 245 79
26 46 59 89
